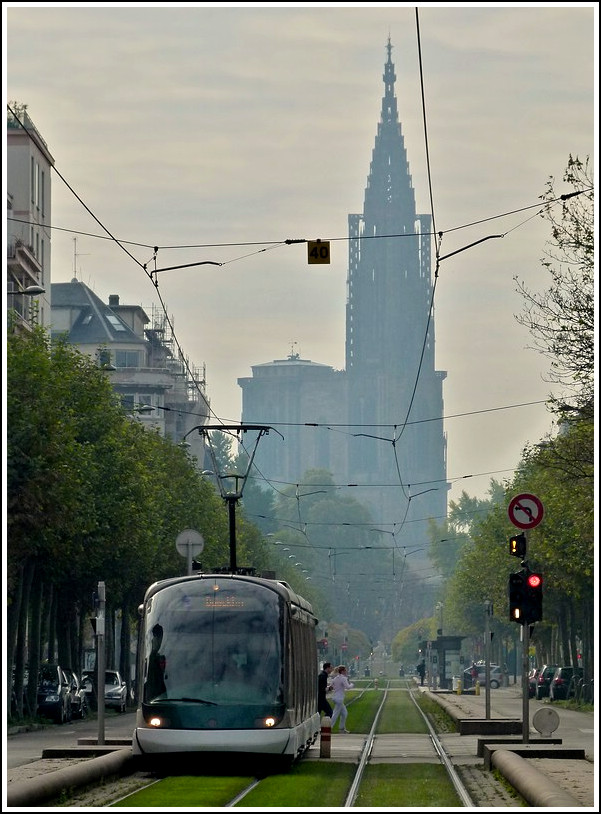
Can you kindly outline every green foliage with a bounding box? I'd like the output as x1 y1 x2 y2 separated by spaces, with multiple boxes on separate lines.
6 327 277 710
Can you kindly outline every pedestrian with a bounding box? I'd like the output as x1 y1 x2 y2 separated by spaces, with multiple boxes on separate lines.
317 661 333 717
416 659 426 686
329 664 354 733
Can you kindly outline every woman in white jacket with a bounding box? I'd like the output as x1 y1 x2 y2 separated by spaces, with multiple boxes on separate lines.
329 664 354 733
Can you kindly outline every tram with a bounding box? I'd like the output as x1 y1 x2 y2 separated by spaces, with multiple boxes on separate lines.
132 571 320 764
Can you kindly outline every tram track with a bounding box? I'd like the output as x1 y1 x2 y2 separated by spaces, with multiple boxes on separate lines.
23 681 487 807
219 680 476 808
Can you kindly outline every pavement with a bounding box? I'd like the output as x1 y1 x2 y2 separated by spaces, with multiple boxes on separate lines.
422 685 596 808
5 684 596 808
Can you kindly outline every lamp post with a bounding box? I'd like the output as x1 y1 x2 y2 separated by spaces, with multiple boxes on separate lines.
182 423 279 573
436 601 444 636
9 284 46 295
8 284 46 327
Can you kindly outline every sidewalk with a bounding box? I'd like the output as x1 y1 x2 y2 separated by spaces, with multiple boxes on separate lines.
423 684 596 808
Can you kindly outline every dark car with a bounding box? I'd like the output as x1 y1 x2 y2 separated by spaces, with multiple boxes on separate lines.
549 666 584 702
535 664 559 700
36 664 72 724
63 668 88 719
528 667 540 698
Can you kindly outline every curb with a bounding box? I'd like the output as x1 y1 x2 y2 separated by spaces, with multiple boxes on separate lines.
6 748 137 808
424 688 589 808
491 748 583 807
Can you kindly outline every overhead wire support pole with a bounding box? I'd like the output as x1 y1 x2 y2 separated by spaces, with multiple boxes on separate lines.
182 423 282 573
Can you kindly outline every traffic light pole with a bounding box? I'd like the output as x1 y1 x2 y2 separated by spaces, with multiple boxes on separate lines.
521 620 530 743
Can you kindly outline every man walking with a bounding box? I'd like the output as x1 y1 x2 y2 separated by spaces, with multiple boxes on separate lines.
317 662 333 716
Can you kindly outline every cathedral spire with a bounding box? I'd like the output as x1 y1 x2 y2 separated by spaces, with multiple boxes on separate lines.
383 36 398 125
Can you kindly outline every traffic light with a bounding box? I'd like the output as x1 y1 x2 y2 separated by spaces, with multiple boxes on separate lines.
509 533 526 558
525 572 543 622
508 571 527 624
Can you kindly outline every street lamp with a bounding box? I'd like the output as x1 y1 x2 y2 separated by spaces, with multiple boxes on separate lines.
181 423 280 572
436 602 444 636
10 284 46 295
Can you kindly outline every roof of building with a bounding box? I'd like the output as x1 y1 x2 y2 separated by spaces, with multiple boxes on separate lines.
51 279 145 345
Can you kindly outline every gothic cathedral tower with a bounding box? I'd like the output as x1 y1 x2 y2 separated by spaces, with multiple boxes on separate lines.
345 39 448 541
239 41 448 554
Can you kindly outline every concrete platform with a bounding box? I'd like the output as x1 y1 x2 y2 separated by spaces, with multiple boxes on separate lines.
458 717 523 735
476 736 562 757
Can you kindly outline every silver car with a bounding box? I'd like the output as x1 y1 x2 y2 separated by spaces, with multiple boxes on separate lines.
463 664 503 689
104 670 128 713
81 669 128 713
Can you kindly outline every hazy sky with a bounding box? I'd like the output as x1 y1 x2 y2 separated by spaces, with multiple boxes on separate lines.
4 3 596 506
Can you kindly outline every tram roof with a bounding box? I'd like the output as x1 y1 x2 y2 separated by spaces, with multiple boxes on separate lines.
141 572 316 620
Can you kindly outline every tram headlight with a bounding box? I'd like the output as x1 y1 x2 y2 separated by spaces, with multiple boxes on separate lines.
261 716 277 727
148 715 169 727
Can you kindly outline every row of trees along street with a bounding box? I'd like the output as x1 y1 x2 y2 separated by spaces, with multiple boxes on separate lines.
7 156 593 719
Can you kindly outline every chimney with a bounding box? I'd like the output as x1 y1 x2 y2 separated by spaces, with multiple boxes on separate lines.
108 294 119 307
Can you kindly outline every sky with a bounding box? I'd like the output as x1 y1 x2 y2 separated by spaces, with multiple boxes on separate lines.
3 2 597 506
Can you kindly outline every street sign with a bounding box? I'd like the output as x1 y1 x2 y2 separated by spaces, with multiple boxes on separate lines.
307 240 330 264
175 528 205 558
176 529 205 575
508 493 544 530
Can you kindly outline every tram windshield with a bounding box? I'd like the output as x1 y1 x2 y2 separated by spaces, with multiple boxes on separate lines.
142 579 284 706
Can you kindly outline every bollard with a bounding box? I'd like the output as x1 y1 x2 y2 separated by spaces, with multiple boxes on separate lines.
374 678 378 690
475 680 480 696
457 678 462 695
320 716 331 758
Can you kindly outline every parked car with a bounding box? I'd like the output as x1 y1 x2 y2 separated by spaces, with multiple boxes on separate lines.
82 669 128 713
528 667 540 698
535 664 559 700
36 664 72 724
63 668 88 719
549 666 584 702
463 663 503 689
104 670 128 713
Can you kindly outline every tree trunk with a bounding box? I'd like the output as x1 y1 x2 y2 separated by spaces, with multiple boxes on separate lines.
57 589 73 668
7 560 25 720
23 561 40 717
46 585 57 664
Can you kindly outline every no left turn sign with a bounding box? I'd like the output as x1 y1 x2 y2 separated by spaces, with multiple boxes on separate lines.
508 493 544 530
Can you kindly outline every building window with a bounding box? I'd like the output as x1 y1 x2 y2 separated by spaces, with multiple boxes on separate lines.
106 314 126 331
115 350 140 368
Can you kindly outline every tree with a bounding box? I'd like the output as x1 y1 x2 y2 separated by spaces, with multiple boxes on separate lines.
514 155 594 417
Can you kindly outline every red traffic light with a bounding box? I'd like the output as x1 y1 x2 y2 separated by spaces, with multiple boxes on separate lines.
527 573 542 589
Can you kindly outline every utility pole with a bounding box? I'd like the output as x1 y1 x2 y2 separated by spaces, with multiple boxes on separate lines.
484 600 492 720
97 581 106 746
